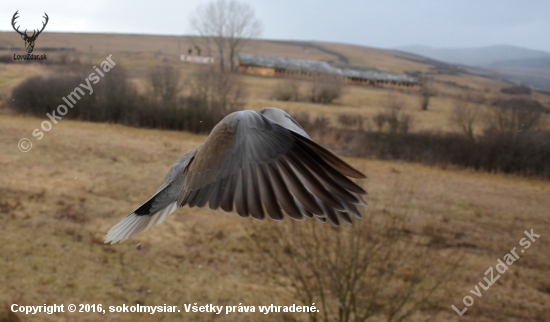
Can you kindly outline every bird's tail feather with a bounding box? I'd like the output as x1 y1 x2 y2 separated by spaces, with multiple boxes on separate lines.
104 184 178 244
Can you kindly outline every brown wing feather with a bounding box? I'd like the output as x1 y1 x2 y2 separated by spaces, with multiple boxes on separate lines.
256 163 284 221
246 163 265 220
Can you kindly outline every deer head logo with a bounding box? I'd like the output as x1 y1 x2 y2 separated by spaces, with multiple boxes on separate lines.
11 11 49 54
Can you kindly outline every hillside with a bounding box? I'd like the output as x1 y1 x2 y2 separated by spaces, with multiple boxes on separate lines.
1 32 550 321
397 45 550 67
2 32 549 134
398 45 550 90
1 114 549 321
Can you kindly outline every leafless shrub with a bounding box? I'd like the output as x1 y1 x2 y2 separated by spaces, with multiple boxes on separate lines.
309 74 343 104
374 93 413 134
450 97 481 141
312 115 330 129
273 79 301 101
89 68 140 124
248 199 457 322
188 70 247 115
8 67 248 134
9 68 136 123
148 64 182 106
338 129 550 178
485 98 547 134
500 85 531 95
285 112 331 139
337 114 364 131
420 78 432 110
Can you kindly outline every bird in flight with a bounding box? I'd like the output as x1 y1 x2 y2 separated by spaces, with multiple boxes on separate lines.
104 107 367 244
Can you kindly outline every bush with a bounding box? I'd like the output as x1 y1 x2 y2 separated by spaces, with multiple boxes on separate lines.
373 94 412 134
248 200 457 322
309 74 343 104
272 79 301 101
148 64 182 106
188 70 247 116
337 130 550 178
338 114 364 131
449 98 480 141
485 98 548 134
500 85 531 95
420 77 432 110
9 67 248 134
10 73 88 116
295 107 550 179
9 68 139 124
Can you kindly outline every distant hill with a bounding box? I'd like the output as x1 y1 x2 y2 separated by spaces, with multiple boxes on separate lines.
491 57 550 69
398 45 550 90
397 45 550 67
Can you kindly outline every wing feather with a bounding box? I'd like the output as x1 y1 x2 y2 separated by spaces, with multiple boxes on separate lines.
285 151 344 210
246 163 265 220
256 163 284 220
294 138 366 194
276 158 323 216
208 178 225 210
295 198 314 219
316 197 340 226
219 174 236 212
265 162 303 220
234 168 249 218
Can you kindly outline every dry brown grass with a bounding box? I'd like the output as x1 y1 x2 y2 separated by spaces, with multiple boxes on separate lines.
1 114 549 321
0 64 51 108
1 32 550 321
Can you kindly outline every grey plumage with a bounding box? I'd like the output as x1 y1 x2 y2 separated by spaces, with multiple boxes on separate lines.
104 107 367 244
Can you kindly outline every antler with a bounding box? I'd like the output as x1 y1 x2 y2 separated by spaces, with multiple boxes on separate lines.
33 13 49 38
11 10 26 37
11 11 49 39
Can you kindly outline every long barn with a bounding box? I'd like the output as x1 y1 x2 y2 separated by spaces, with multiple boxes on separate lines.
237 53 417 87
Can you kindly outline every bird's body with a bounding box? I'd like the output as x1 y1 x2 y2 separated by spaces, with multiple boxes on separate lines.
104 107 367 244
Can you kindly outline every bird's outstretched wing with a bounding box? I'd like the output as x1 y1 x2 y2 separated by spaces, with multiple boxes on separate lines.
177 110 366 224
105 108 367 245
104 148 198 244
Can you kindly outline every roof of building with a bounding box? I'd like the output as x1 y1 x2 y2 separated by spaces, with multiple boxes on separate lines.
238 53 416 83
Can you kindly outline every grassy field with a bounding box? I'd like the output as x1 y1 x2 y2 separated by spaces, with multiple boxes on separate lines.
1 113 549 321
1 32 549 321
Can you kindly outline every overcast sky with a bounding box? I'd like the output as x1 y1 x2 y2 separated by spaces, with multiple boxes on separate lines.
1 0 548 52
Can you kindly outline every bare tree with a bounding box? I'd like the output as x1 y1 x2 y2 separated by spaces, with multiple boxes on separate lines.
373 92 413 134
247 188 458 322
338 114 364 131
420 77 432 111
191 0 263 72
309 74 343 104
148 64 182 106
485 98 547 134
273 79 301 101
188 70 247 115
450 97 480 141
